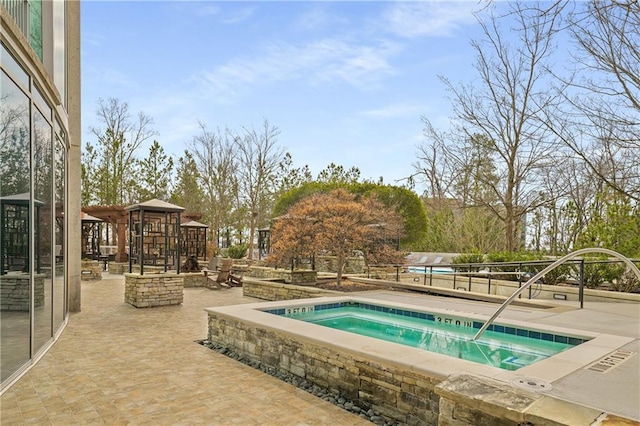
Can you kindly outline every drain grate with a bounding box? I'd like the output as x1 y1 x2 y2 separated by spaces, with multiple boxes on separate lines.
586 350 636 373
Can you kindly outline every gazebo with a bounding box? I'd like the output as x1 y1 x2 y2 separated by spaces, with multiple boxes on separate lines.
180 220 208 262
125 199 185 275
0 193 43 274
81 212 103 259
257 226 271 260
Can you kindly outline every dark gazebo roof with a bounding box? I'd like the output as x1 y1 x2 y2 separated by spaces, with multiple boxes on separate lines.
125 199 185 213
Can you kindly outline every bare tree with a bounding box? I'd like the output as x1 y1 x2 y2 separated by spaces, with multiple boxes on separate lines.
419 2 564 251
84 98 157 205
552 1 640 201
187 122 238 251
235 119 284 259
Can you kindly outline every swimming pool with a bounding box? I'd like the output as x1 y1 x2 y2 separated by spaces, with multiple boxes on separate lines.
263 301 586 371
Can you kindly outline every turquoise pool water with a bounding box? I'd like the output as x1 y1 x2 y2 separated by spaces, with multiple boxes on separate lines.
267 302 587 371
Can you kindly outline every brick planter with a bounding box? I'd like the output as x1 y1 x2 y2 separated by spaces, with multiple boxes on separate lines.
124 273 184 308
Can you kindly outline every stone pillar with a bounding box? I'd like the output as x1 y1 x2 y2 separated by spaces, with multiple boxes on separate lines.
67 0 82 313
80 260 102 281
124 273 184 308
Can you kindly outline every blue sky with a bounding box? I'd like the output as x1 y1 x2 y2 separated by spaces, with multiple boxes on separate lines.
81 1 488 186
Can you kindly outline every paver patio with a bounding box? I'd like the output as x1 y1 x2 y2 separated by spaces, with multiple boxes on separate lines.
0 273 371 425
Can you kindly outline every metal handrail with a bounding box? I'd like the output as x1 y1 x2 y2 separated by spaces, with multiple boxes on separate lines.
472 248 640 341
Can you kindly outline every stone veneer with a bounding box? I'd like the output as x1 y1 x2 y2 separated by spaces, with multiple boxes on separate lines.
207 312 441 425
0 273 45 310
243 278 340 301
207 310 622 426
181 272 207 288
80 260 102 281
109 262 166 275
124 273 183 308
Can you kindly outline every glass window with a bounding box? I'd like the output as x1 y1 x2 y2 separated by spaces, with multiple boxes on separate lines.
0 70 32 382
33 107 53 354
33 84 52 120
0 42 29 89
53 133 66 333
53 0 66 107
30 0 43 61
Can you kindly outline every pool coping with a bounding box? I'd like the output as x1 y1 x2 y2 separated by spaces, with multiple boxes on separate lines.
205 295 634 386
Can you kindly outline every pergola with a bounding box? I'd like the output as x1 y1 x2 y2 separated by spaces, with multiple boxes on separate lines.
81 205 128 262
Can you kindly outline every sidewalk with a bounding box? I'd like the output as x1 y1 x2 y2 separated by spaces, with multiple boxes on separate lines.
0 274 371 425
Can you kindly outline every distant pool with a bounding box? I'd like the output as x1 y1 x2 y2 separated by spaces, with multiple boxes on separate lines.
265 301 588 371
407 266 453 274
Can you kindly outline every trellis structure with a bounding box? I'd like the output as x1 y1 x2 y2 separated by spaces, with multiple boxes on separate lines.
180 220 208 262
125 199 185 275
0 193 42 275
81 212 103 259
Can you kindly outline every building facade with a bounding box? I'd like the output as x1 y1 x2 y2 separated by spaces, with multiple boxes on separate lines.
1 0 81 393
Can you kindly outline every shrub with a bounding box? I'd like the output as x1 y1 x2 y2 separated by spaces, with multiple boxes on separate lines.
528 263 571 285
485 251 538 281
609 270 640 293
227 243 248 259
451 253 485 272
578 259 626 289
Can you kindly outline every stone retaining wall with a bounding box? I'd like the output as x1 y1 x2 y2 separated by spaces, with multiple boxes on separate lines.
0 273 45 310
207 312 441 424
109 263 167 275
242 278 340 301
124 273 183 308
80 260 102 281
181 272 207 288
315 255 366 274
108 262 127 275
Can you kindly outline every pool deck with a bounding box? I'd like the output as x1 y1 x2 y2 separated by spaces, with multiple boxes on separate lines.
362 290 640 422
1 273 639 424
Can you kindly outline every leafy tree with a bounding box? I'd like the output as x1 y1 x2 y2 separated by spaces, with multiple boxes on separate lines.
269 189 403 285
135 140 174 202
273 182 427 248
316 163 361 185
576 189 640 258
274 152 313 195
170 150 205 214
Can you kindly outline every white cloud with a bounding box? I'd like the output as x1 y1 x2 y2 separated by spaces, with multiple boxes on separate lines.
383 1 481 38
360 102 427 119
194 38 401 100
293 5 349 32
194 3 254 24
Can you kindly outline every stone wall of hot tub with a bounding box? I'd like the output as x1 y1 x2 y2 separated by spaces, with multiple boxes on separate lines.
207 312 442 425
